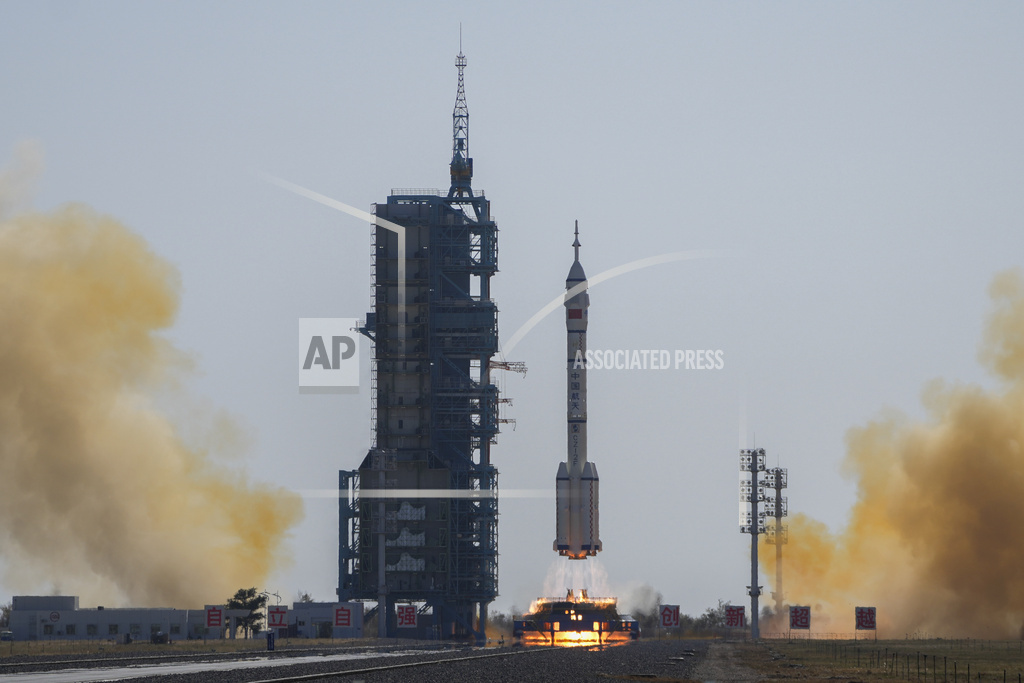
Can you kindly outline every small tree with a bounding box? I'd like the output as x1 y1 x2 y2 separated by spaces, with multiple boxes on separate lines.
0 603 10 629
296 591 315 603
226 588 267 639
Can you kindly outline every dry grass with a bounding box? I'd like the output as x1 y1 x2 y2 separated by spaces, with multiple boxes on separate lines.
737 638 1024 683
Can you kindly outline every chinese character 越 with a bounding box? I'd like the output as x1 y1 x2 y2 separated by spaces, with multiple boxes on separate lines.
855 607 876 630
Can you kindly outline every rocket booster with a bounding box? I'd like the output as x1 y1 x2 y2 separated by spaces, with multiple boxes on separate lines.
554 221 602 560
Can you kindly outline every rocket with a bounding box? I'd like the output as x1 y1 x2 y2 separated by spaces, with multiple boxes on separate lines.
554 221 602 560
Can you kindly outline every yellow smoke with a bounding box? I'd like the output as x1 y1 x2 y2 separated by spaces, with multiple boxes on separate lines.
760 269 1024 638
0 155 303 608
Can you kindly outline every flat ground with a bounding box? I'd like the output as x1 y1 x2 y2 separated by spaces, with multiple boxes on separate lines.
732 637 1024 683
2 637 1019 682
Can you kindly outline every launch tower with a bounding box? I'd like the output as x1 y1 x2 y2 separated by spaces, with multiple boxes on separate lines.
339 48 501 644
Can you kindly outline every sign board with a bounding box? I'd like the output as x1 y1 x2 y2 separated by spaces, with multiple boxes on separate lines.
268 606 288 629
334 605 353 628
789 605 811 630
328 603 363 638
855 606 876 631
725 605 746 628
396 604 418 628
659 605 680 629
206 607 223 628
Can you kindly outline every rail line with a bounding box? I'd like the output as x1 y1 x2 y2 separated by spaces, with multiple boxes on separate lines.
248 647 552 683
0 643 441 670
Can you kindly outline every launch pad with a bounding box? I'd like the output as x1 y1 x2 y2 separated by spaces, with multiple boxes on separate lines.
513 589 640 647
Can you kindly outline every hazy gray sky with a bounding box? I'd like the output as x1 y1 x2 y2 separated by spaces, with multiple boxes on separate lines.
2 1 1023 618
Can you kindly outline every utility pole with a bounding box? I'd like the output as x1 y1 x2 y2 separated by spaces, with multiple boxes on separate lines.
739 448 766 639
765 467 788 619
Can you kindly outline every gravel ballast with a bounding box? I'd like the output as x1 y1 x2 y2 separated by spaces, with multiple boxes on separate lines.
0 639 717 682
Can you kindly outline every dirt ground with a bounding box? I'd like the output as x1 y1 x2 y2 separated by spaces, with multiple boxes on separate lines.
692 641 765 682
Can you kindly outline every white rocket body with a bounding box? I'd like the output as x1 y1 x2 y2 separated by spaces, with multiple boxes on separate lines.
554 227 602 559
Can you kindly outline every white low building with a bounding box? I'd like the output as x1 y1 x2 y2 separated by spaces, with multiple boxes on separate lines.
9 596 204 642
8 596 365 641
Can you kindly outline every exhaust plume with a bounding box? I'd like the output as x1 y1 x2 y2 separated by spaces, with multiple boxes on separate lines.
761 268 1024 638
0 159 302 608
541 557 612 598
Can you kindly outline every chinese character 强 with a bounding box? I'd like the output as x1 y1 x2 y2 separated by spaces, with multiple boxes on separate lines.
397 604 417 628
855 607 876 630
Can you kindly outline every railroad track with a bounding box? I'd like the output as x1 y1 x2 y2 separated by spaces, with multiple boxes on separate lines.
0 642 458 673
247 647 551 683
0 640 703 682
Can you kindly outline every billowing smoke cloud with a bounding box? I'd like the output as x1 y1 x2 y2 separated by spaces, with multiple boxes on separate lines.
0 152 303 608
616 582 662 619
761 269 1024 638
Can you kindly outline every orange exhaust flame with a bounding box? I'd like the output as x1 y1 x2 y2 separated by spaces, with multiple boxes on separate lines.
516 589 639 647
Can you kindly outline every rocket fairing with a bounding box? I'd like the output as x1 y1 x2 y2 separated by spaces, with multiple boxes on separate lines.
554 221 602 560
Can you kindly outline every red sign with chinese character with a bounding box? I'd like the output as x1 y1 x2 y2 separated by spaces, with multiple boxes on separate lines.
397 604 418 628
268 606 288 629
855 606 876 630
334 606 352 628
659 605 680 628
206 607 223 628
725 605 746 628
790 605 811 630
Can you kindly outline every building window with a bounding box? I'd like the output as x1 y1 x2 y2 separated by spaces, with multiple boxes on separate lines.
66 624 76 636
130 623 141 635
108 624 119 635
87 624 98 636
150 624 161 635
43 625 54 635
170 624 181 635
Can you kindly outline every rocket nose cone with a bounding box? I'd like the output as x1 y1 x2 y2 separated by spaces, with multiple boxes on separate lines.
566 260 587 283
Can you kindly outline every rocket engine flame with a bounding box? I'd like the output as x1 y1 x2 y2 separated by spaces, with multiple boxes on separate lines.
517 589 637 647
760 269 1024 638
0 154 303 608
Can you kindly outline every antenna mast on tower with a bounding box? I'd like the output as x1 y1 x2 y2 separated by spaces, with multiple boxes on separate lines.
449 34 472 197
